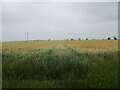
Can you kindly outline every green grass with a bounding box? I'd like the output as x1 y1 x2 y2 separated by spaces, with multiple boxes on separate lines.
2 46 118 88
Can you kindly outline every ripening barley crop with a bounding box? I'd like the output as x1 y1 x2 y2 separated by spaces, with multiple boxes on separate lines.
2 40 118 88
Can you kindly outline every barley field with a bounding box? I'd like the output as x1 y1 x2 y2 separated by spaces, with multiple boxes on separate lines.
2 40 118 88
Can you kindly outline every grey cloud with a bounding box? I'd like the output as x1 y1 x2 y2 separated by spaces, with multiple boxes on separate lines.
2 2 118 41
0 3 2 42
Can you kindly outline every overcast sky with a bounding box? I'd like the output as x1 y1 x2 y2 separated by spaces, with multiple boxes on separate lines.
2 2 118 41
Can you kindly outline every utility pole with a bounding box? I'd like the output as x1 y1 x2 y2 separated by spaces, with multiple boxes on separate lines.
26 32 29 42
25 32 29 42
25 33 26 42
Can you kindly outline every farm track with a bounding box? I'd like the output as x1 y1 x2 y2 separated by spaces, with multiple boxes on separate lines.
47 44 80 56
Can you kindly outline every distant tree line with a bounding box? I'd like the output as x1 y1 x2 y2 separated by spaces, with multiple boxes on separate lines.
48 36 117 41
65 36 117 41
107 36 117 40
26 36 117 42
